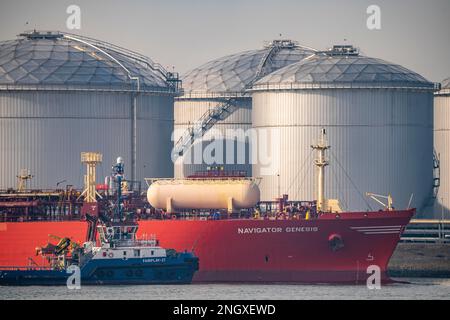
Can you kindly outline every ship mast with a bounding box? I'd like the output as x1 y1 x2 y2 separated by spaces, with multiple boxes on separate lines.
311 129 330 211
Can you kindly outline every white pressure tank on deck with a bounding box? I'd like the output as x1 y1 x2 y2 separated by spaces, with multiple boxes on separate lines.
147 179 260 212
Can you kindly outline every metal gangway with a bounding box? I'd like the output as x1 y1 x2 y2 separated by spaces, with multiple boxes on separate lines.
172 98 238 161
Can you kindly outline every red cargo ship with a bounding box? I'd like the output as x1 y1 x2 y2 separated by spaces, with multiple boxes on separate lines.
0 210 413 283
0 131 413 283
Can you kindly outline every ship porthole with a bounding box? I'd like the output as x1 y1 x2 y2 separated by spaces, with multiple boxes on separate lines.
126 270 133 277
106 270 114 278
96 270 105 278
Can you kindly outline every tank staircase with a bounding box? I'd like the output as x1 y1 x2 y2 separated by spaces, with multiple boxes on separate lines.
172 98 238 161
245 40 296 90
172 40 317 162
252 43 282 84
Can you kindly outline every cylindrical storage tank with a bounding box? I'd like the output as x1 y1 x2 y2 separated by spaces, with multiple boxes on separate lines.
434 78 450 219
0 31 178 189
147 179 260 210
250 45 436 216
174 40 316 178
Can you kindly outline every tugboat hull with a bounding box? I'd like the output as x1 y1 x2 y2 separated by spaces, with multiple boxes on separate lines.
0 254 199 286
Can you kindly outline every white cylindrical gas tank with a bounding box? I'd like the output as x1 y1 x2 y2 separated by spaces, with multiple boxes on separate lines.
147 179 260 210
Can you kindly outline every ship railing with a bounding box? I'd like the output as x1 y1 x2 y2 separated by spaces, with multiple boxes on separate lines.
401 219 450 243
0 266 54 271
114 239 158 247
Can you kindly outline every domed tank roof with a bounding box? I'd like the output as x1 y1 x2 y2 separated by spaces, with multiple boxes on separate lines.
252 45 435 91
0 30 177 93
181 40 316 97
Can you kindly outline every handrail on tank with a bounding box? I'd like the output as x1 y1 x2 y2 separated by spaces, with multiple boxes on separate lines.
144 177 260 187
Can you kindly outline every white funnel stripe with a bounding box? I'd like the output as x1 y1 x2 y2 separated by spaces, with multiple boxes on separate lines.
364 231 401 235
350 225 402 229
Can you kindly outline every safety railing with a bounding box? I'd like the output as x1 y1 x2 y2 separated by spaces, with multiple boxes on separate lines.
401 219 450 243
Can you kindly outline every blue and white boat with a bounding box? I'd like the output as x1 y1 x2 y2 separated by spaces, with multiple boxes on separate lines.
0 220 199 286
0 158 199 286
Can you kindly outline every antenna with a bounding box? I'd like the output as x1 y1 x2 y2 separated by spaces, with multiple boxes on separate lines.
407 193 414 209
112 156 125 220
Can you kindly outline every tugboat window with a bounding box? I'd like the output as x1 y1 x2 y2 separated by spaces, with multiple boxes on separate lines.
134 249 140 257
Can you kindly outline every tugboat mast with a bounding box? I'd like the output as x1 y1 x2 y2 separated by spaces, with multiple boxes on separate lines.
111 157 125 221
311 129 330 212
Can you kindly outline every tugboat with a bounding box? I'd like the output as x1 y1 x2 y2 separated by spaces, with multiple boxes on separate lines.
0 157 199 286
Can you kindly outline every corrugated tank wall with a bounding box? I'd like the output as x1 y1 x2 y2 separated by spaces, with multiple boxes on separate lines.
252 89 434 216
0 91 173 189
173 98 252 178
433 91 450 219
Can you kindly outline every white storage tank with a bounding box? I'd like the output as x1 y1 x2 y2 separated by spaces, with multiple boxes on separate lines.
174 40 316 178
250 45 436 216
0 31 180 189
434 78 450 219
147 179 260 212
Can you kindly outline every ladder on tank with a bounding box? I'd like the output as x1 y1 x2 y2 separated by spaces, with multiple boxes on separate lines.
423 149 441 211
172 98 238 161
432 149 441 199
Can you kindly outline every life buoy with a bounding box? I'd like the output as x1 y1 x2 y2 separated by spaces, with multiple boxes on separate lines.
328 233 344 252
171 215 177 220
108 252 114 258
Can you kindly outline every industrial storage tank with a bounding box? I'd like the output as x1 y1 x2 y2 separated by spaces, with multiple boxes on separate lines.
147 178 260 212
0 30 180 189
250 45 436 216
433 78 450 219
173 40 316 178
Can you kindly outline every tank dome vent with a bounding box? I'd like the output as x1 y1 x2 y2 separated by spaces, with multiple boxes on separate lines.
19 30 64 40
264 39 297 49
321 45 360 56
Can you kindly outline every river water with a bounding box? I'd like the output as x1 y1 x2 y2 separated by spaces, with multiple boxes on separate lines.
1 278 449 300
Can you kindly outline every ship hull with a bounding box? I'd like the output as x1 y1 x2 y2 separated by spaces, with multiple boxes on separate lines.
0 210 413 284
0 256 198 286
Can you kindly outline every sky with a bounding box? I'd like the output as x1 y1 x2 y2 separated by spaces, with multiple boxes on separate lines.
0 0 449 82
